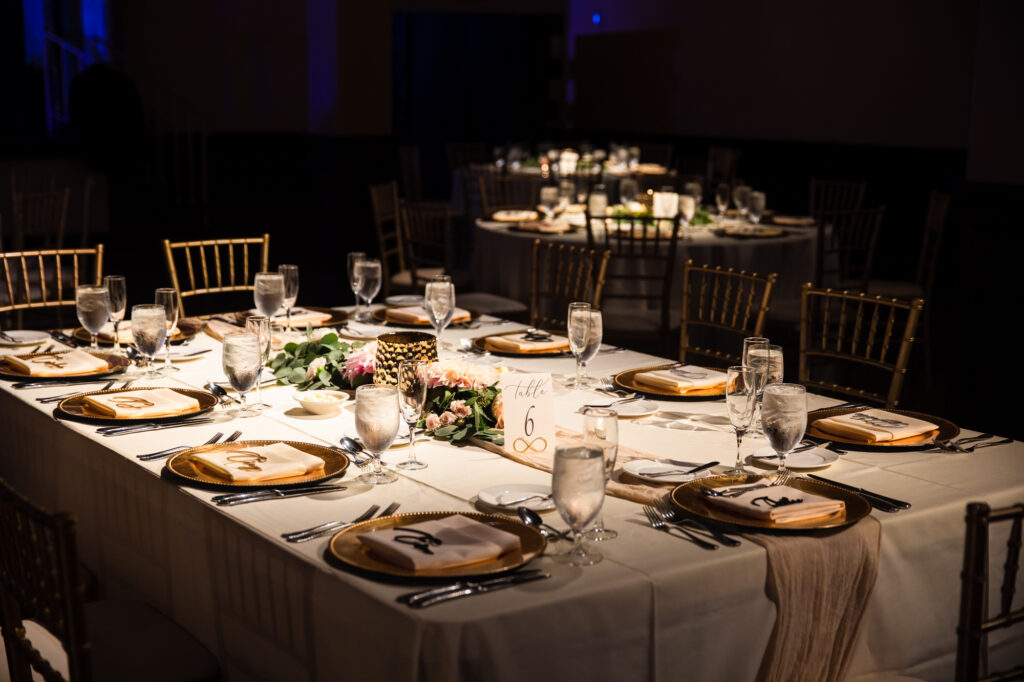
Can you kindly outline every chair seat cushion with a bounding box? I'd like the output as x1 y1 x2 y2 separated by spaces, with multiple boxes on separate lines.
457 292 527 316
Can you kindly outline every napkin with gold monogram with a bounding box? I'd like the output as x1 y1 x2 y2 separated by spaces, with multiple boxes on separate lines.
484 333 569 353
191 442 325 482
358 514 522 571
82 388 201 419
5 350 109 377
705 484 845 524
634 365 726 393
385 306 471 325
813 408 938 443
97 321 135 344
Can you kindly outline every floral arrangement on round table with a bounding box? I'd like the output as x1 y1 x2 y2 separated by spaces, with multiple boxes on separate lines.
419 360 506 446
269 327 376 391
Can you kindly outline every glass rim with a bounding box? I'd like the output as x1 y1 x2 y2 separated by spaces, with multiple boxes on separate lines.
131 303 163 311
255 271 284 278
356 382 397 393
76 284 107 292
581 406 615 417
763 382 805 394
102 274 125 282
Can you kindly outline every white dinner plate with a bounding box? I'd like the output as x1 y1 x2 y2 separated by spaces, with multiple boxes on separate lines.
608 399 660 419
477 483 555 511
0 330 50 347
384 295 423 307
751 445 838 470
622 460 713 483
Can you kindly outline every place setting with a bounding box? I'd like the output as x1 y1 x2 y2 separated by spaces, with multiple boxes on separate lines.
613 363 727 401
471 328 570 357
804 405 959 452
0 347 131 382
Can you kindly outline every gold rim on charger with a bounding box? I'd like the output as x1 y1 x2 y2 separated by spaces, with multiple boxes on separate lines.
166 439 349 490
0 350 130 380
57 386 218 424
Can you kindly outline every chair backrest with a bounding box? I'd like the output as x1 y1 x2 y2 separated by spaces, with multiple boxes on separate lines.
705 146 740 190
816 206 886 292
478 176 539 217
530 239 610 330
11 187 71 251
916 190 950 297
397 145 423 202
162 234 270 316
680 260 778 367
809 178 867 219
0 477 91 682
369 181 404 296
446 142 488 172
0 246 104 315
398 201 454 288
798 284 924 408
956 501 1024 682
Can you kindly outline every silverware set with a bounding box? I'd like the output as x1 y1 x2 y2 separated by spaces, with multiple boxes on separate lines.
137 430 243 461
213 483 349 507
642 506 718 550
36 379 117 403
929 433 1011 453
638 460 719 478
96 416 216 437
396 569 551 608
581 393 640 410
754 440 832 459
651 498 741 547
280 501 400 541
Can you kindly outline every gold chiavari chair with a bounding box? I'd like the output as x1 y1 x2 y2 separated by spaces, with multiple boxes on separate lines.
0 477 220 682
0 246 104 329
809 178 867 220
530 239 610 330
956 501 1024 682
11 186 71 250
397 201 464 290
816 206 886 292
369 181 404 296
478 175 540 218
798 284 924 408
679 260 778 367
162 234 270 316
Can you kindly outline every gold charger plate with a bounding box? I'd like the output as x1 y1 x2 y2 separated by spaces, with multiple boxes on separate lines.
233 306 348 329
328 511 546 578
772 215 816 226
491 209 539 222
806 407 959 451
670 473 871 531
372 307 480 327
472 330 569 357
77 318 206 346
57 386 217 424
0 350 130 381
614 365 725 401
717 226 786 239
165 439 349 490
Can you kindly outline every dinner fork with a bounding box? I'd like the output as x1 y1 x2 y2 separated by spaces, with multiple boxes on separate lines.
282 502 398 543
642 506 718 550
137 431 226 461
701 472 791 498
37 380 116 403
651 498 741 547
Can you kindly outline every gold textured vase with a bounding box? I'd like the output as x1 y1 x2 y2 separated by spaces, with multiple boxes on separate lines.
373 332 438 385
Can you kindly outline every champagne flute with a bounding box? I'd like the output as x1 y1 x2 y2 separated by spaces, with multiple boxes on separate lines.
395 360 428 470
253 272 285 329
245 315 271 411
355 259 382 318
424 275 455 344
552 444 606 567
155 288 180 374
103 275 126 354
131 304 166 379
715 183 730 222
766 344 783 385
748 191 766 224
355 383 400 485
221 333 263 418
582 407 618 542
566 301 591 389
576 310 602 387
761 383 808 476
76 284 109 350
723 365 758 475
743 336 770 433
279 264 299 329
347 252 367 320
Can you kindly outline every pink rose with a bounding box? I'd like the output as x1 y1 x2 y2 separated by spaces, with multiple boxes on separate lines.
305 356 327 381
450 400 471 418
425 413 441 431
492 393 504 429
439 411 457 426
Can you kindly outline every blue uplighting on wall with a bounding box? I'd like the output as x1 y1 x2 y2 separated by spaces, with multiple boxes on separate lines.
592 13 601 25
22 0 44 63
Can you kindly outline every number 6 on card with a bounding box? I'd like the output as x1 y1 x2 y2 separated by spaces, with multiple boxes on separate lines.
499 373 555 457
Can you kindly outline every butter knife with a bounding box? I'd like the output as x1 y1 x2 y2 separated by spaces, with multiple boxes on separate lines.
807 474 910 510
213 484 347 506
409 571 551 608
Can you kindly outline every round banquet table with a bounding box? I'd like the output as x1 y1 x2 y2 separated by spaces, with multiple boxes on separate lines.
473 219 818 314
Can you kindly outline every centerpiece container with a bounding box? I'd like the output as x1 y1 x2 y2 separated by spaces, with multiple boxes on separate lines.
373 332 438 385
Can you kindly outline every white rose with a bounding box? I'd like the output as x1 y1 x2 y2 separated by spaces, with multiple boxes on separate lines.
305 356 328 381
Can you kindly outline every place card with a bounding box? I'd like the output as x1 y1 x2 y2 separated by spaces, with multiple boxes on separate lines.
499 373 555 458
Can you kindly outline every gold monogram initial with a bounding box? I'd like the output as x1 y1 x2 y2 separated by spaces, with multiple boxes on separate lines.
225 450 268 472
109 396 155 408
29 353 68 369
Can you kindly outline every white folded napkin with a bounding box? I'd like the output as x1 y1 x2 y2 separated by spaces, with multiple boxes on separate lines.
357 514 522 571
634 365 726 393
385 306 471 325
707 484 845 524
5 349 109 377
83 387 201 419
98 321 134 344
813 408 939 444
492 209 538 222
248 307 332 328
516 220 572 234
191 442 325 482
484 333 569 353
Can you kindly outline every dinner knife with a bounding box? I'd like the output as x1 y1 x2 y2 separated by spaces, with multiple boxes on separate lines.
213 484 347 506
642 461 719 478
806 474 911 510
98 418 216 436
13 378 109 390
409 571 552 608
397 569 548 606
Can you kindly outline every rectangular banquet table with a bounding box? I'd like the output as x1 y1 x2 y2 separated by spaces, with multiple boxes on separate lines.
1 312 1022 682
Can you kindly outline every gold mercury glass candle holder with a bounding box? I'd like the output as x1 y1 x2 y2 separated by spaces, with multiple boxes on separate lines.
373 332 438 385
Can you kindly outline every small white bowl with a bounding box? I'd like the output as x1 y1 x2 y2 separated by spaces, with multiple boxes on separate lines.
294 390 349 415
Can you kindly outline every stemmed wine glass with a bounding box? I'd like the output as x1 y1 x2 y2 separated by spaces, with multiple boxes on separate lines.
221 333 263 418
761 383 808 476
253 272 285 329
582 407 618 542
76 284 109 350
279 264 299 329
743 337 770 432
424 275 455 346
347 252 366 320
155 288 180 374
567 302 591 389
355 259 382 319
766 344 784 386
732 184 752 217
130 304 166 379
245 315 271 411
748 191 766 224
576 309 602 387
552 444 606 567
723 365 758 475
355 383 400 485
395 360 428 470
540 186 558 221
715 183 730 222
683 181 703 208
619 177 639 207
103 275 126 354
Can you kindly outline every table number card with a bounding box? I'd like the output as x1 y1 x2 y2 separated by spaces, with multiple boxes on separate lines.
499 373 555 458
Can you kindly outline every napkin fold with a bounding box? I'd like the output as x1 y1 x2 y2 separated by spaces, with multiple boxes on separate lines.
484 333 569 353
707 484 845 524
358 515 522 571
634 366 726 393
492 209 538 222
5 349 109 377
813 408 938 443
83 387 201 419
98 321 135 344
249 307 332 328
385 306 471 325
191 442 325 482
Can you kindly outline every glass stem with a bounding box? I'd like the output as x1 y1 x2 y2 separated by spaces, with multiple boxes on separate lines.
408 422 418 464
286 307 292 330
574 356 583 387
735 428 746 469
237 390 247 413
112 321 120 353
164 341 172 367
572 530 585 557
372 453 383 475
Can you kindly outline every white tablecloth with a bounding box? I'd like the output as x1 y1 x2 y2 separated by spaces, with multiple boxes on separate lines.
1 315 1021 681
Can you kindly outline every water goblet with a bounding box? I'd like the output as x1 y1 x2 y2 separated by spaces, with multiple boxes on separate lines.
732 184 752 216
395 360 428 470
748 191 766 224
103 275 127 354
355 383 401 485
723 365 758 475
221 333 263 418
253 272 285 328
279 264 299 329
566 301 591 389
761 383 808 476
582 407 618 542
743 336 770 432
347 252 367 320
683 181 703 207
245 315 272 411
76 284 109 350
355 259 382 319
552 444 606 567
130 304 166 379
539 186 558 221
619 177 639 207
155 288 181 374
424 275 455 343
766 344 783 385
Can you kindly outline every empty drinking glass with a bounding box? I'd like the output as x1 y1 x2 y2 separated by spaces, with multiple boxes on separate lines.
567 302 591 389
155 288 180 374
396 360 428 470
355 259 382 318
131 304 166 379
723 365 758 475
748 191 766 224
245 315 272 411
279 264 300 328
76 285 109 350
582 407 618 542
424 275 455 342
761 384 808 476
553 444 606 567
253 272 285 328
347 252 367 320
355 383 401 485
221 333 263 418
103 275 127 354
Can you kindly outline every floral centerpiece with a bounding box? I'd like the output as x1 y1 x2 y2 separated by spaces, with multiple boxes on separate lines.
419 359 507 446
269 326 375 391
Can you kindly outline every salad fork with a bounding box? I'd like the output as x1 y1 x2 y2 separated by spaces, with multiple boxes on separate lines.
282 502 399 543
642 506 718 550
